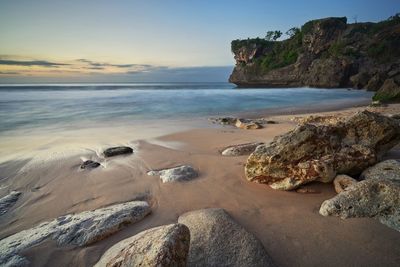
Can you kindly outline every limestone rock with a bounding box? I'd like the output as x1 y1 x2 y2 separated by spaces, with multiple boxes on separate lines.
222 142 264 156
0 201 150 266
0 191 21 216
178 208 275 267
103 146 133 157
360 159 400 182
245 111 400 190
333 174 358 193
95 223 190 267
148 165 198 183
292 115 343 125
235 119 263 130
80 160 100 169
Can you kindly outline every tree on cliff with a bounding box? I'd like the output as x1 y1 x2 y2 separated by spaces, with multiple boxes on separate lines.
286 27 300 38
265 30 282 41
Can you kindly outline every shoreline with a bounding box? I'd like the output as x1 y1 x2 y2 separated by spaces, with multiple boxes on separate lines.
0 102 399 266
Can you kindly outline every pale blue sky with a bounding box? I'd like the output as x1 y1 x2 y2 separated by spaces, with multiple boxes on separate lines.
0 0 399 82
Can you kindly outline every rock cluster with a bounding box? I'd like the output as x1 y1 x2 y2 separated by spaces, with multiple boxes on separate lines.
0 191 21 216
148 165 198 183
245 111 400 190
209 117 264 129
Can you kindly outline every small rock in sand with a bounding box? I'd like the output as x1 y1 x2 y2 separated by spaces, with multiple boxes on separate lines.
148 165 198 183
333 174 358 193
103 146 133 157
95 223 190 267
222 142 264 156
80 160 101 169
235 119 263 130
0 191 21 216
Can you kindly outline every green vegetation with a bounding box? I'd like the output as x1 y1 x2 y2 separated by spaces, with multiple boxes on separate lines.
265 30 282 41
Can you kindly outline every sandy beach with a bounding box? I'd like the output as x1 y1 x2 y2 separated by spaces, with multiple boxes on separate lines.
1 103 400 267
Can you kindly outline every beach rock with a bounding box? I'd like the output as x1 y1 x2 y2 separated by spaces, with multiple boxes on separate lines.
95 223 190 267
319 178 400 231
209 117 237 125
103 146 133 157
333 175 358 193
245 111 400 190
221 142 264 156
80 160 100 169
292 115 343 125
178 208 275 267
147 165 198 183
235 119 263 130
0 201 150 266
360 159 400 182
0 191 21 216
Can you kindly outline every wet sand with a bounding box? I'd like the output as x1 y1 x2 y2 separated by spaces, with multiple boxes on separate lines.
0 103 400 267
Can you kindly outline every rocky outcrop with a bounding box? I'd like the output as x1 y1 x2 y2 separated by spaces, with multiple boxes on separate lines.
222 142 264 156
0 201 150 266
320 160 400 231
103 146 133 157
80 160 100 169
230 15 400 93
0 191 21 216
245 111 400 190
95 223 190 267
373 78 400 103
292 114 343 125
148 165 198 183
333 174 358 193
178 208 275 267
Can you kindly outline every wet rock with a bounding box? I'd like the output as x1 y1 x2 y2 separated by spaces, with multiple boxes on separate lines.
245 111 400 190
0 191 21 216
80 160 100 169
148 165 198 183
178 208 275 267
208 117 237 125
103 146 133 157
333 174 358 193
95 223 190 267
360 159 400 182
222 142 264 156
209 117 264 129
0 201 150 266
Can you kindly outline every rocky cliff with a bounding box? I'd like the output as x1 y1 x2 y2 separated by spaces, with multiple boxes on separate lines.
229 15 400 102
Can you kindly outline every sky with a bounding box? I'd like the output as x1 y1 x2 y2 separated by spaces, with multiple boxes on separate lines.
0 0 399 83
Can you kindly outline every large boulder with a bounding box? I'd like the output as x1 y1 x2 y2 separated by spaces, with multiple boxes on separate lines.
0 201 150 266
245 111 400 190
320 160 400 231
95 223 190 267
178 208 275 267
0 191 21 216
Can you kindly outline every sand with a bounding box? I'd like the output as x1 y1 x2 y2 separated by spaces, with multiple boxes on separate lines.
0 103 400 267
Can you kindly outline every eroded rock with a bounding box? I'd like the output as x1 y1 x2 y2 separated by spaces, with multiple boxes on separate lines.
333 174 358 193
222 142 264 156
235 119 263 130
245 111 400 190
103 146 133 157
95 223 190 267
148 165 198 183
360 159 400 182
0 201 150 266
178 208 275 267
0 191 21 216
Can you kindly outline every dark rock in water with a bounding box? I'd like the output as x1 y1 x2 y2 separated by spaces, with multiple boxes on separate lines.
103 146 133 157
245 111 400 190
0 191 21 216
80 160 100 169
178 208 275 267
94 223 190 267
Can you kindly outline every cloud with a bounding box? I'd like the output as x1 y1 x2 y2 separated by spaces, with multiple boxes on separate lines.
0 59 69 67
76 59 152 68
0 71 20 75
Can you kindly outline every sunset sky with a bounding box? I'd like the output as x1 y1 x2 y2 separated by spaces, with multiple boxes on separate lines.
1 0 399 83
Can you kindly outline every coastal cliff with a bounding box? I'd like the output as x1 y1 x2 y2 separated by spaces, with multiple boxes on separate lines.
229 15 400 101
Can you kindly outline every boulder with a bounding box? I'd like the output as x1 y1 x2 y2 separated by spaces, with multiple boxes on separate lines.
235 119 263 130
103 146 133 157
373 78 400 103
333 174 358 193
360 159 400 182
222 142 264 156
178 208 275 267
245 111 400 190
0 191 21 216
148 165 198 183
95 224 190 267
80 160 100 169
0 201 150 266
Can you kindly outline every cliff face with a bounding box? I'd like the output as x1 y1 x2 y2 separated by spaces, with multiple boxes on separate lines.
229 15 400 100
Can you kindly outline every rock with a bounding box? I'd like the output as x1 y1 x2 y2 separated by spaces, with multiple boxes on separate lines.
235 119 263 130
370 100 385 107
292 115 343 125
319 178 400 231
178 208 275 267
95 223 190 267
296 187 320 194
245 111 400 190
0 191 21 216
222 142 264 156
373 78 400 103
208 117 237 125
80 160 100 169
333 174 358 193
148 165 198 183
360 159 400 182
0 201 150 266
103 146 133 157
